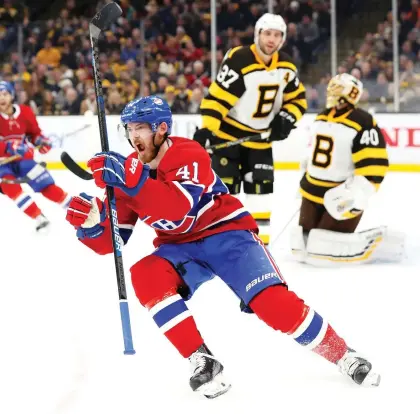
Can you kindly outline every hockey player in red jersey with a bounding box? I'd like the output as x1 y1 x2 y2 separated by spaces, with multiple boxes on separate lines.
66 96 380 398
0 81 71 230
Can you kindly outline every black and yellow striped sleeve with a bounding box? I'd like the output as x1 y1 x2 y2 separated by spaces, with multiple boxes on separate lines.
200 48 246 132
281 73 307 123
351 117 389 190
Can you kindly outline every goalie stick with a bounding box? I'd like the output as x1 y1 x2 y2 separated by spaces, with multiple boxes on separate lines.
89 2 135 355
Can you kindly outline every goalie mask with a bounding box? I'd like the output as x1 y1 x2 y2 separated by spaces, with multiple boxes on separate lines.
326 74 363 109
254 13 287 55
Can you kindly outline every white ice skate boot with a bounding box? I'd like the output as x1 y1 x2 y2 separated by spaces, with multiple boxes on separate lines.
35 214 50 232
337 349 380 387
189 344 231 399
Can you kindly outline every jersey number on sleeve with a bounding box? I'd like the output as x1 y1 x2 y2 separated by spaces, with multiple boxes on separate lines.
176 162 199 183
312 134 334 168
360 129 379 146
216 65 239 89
253 84 280 118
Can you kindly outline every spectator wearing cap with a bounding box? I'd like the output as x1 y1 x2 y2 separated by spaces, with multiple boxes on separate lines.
164 85 177 109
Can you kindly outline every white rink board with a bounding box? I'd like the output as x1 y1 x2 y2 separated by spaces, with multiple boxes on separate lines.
35 113 420 167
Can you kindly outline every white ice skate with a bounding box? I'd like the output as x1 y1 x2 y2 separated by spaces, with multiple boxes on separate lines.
35 214 51 232
337 349 380 387
189 344 231 399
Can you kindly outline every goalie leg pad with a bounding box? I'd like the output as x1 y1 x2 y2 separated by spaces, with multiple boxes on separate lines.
304 226 405 266
290 225 307 262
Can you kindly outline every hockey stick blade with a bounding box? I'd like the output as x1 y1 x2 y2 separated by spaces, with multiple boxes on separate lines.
61 152 93 180
89 2 122 37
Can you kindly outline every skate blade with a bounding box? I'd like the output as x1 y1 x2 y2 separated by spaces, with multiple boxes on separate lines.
196 373 231 399
36 221 51 234
362 371 381 387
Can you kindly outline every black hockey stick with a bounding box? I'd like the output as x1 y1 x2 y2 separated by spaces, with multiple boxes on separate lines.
61 151 93 180
90 2 135 355
61 129 270 179
205 131 270 153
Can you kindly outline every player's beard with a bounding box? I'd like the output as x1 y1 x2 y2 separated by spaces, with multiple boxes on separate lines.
138 143 159 164
134 133 160 164
259 42 277 56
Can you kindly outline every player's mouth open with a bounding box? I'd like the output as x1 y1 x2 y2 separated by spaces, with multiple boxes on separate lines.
136 143 145 153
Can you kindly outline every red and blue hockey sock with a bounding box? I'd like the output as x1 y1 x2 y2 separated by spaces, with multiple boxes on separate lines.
41 184 71 208
1 180 42 219
250 285 348 363
288 307 348 363
148 293 204 358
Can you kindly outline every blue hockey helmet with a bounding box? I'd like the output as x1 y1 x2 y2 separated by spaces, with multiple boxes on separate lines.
121 95 172 134
0 81 14 98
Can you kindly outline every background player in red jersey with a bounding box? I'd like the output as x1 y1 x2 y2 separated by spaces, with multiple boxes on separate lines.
0 81 71 231
66 96 380 398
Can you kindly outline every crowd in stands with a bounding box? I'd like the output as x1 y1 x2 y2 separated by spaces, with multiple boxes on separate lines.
0 0 332 115
1 0 417 115
306 0 420 112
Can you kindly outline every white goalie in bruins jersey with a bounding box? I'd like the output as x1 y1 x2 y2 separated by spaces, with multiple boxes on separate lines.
193 13 307 245
290 73 405 266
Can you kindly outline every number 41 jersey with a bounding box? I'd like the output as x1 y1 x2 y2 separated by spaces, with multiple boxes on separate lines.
300 106 389 205
79 137 258 252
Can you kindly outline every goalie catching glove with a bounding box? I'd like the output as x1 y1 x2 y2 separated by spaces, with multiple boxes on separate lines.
87 151 150 196
66 193 107 239
324 175 376 221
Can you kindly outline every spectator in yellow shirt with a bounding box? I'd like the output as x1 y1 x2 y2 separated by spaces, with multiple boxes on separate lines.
35 39 61 68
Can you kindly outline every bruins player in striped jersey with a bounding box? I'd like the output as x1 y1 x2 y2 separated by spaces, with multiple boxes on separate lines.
290 73 405 265
193 13 307 245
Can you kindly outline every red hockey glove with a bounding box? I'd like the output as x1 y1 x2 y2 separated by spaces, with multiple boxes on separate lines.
34 135 52 154
66 192 107 239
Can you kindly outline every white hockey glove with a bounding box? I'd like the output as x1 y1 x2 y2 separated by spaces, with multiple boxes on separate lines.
324 175 376 221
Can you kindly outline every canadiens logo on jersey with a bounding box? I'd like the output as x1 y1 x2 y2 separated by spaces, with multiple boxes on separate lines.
141 215 196 234
113 137 257 246
200 44 307 149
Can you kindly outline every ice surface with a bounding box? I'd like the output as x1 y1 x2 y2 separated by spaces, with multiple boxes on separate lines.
1 170 419 414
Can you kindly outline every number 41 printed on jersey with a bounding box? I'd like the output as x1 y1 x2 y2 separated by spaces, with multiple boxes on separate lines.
176 162 199 183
